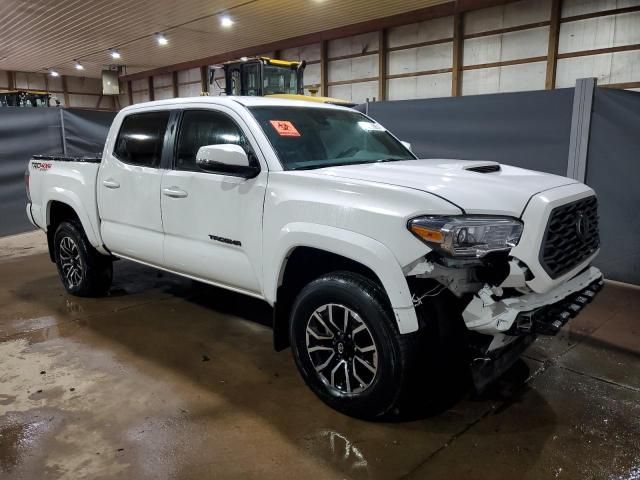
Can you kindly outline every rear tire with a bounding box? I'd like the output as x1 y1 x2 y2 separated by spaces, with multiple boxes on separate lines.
289 271 418 419
53 220 112 297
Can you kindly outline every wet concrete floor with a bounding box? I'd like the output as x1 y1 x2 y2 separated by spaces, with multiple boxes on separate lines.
1 241 639 479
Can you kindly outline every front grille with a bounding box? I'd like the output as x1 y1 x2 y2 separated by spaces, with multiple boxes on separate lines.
540 196 600 278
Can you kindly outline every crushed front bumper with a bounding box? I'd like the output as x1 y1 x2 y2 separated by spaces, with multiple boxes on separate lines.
506 274 604 336
463 266 603 339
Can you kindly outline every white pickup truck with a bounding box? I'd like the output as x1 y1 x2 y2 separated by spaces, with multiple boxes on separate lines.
26 96 602 418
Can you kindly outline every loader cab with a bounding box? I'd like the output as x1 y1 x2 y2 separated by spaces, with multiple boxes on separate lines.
224 57 305 97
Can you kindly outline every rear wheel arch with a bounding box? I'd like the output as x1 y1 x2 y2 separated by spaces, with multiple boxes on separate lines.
46 201 82 262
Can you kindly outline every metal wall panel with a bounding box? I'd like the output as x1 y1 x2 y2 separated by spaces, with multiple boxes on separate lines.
387 16 453 48
556 50 640 87
328 32 379 57
132 91 150 103
387 72 452 100
281 43 321 62
464 27 549 65
464 0 551 34
559 12 640 54
14 72 46 91
153 73 172 88
177 68 201 84
462 61 547 95
561 0 640 18
388 42 453 75
66 76 102 94
329 81 378 103
154 88 174 100
178 83 202 97
328 55 379 83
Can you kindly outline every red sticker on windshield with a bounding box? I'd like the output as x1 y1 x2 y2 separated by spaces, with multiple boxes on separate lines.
270 120 300 137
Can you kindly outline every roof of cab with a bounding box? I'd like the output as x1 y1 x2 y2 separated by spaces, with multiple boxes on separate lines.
120 95 349 113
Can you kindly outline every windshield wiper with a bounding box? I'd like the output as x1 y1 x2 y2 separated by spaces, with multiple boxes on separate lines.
289 158 408 171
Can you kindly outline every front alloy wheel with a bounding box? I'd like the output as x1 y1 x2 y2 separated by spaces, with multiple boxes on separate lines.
290 271 416 419
306 303 378 395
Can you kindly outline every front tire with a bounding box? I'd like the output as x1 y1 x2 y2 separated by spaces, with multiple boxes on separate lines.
289 271 416 419
53 220 113 297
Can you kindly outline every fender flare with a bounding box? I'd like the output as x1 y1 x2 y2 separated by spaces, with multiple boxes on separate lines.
45 189 102 249
266 222 419 334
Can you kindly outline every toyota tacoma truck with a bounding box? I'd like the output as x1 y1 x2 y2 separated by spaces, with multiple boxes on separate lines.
25 97 602 419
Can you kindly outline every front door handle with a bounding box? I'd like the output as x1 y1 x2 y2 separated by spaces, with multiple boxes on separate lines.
162 187 188 198
102 179 120 189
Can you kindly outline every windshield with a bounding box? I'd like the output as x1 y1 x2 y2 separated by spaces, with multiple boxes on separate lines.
263 65 299 95
249 106 416 170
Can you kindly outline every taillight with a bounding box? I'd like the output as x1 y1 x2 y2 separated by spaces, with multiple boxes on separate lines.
25 166 31 202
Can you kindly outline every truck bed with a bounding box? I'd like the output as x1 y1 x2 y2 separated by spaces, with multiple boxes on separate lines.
27 154 103 251
33 153 102 163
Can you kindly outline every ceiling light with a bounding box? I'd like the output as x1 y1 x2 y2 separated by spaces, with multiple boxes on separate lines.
74 61 84 70
156 33 168 46
220 15 234 27
240 56 248 61
49 69 59 77
110 50 121 59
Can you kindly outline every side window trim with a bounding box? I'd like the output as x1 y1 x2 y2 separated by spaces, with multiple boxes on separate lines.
172 107 260 177
160 110 181 170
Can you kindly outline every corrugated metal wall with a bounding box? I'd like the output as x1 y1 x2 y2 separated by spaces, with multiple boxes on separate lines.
2 0 639 108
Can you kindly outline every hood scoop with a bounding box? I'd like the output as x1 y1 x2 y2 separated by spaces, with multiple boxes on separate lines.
464 163 501 173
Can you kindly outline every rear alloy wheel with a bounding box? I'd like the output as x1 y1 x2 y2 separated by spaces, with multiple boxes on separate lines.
290 271 417 419
54 220 113 297
58 236 83 288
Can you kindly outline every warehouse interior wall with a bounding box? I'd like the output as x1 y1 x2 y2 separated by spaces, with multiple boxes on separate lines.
0 70 116 110
117 0 640 107
3 0 638 109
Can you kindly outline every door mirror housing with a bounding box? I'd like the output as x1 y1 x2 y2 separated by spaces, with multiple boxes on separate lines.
400 141 412 152
195 144 260 178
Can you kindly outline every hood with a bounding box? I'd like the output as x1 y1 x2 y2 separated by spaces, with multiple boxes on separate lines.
313 159 577 216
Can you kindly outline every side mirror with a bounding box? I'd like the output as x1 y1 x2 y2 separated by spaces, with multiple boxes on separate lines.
400 141 412 152
195 144 259 178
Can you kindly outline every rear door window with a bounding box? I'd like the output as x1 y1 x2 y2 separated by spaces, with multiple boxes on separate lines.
113 111 170 167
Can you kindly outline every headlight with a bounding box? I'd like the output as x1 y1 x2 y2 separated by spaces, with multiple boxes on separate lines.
408 216 523 257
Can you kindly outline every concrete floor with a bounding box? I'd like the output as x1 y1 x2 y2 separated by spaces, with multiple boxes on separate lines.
1 233 639 480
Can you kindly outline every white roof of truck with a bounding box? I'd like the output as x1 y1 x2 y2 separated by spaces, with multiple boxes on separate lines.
121 95 348 113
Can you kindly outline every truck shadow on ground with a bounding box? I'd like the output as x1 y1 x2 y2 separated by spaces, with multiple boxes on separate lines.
10 258 560 479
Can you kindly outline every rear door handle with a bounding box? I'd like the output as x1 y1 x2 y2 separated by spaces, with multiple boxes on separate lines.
162 187 188 198
102 179 120 189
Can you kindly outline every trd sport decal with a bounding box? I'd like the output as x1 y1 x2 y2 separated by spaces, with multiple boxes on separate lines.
32 162 52 171
209 234 242 247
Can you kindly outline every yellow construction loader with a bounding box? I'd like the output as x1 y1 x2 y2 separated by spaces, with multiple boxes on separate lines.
209 56 355 107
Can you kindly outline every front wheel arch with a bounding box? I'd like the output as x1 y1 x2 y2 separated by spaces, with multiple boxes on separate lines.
273 247 388 351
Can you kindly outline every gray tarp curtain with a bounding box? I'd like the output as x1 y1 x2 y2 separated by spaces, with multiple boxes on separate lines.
0 108 115 237
585 88 640 285
356 88 575 176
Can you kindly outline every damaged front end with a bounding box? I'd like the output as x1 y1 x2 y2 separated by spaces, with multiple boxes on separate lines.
404 251 603 392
